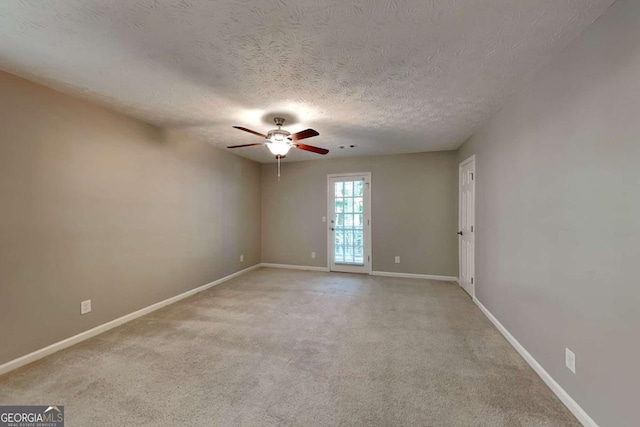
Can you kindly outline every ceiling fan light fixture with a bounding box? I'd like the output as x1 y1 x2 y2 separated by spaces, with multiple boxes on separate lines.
267 140 292 156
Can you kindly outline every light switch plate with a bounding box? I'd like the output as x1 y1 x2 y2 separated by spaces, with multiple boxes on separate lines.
81 300 92 315
565 348 576 374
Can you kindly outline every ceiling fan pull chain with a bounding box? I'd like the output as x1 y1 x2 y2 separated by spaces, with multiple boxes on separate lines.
277 156 281 181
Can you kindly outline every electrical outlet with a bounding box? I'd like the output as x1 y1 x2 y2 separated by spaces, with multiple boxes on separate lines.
240 254 244 262
81 300 91 315
565 348 576 374
322 216 326 223
311 252 316 259
395 256 400 264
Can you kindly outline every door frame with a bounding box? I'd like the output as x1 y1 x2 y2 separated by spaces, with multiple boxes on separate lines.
327 172 372 274
458 155 475 298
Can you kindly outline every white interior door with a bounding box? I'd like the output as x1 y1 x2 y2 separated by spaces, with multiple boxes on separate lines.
459 156 475 297
328 173 371 274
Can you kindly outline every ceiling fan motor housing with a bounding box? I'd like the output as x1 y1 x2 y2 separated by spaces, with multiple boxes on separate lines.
267 128 291 141
267 117 291 141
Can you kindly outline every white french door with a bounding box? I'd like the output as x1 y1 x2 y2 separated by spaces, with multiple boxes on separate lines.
328 173 371 274
459 156 475 297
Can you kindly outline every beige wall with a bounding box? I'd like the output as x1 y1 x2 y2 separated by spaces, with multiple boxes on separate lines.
261 152 458 276
458 0 640 424
0 72 261 365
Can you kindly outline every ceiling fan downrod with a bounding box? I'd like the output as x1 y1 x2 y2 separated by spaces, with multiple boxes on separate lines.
273 117 285 128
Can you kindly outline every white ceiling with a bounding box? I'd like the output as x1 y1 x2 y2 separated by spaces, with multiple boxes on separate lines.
0 0 614 163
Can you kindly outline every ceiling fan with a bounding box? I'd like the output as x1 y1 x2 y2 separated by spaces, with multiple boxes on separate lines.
228 117 329 158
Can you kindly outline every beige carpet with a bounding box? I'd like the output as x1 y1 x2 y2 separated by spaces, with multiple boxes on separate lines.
0 268 578 426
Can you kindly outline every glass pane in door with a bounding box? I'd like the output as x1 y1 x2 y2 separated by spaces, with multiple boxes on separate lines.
333 179 365 265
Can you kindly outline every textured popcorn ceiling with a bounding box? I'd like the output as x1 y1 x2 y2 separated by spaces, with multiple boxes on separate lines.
0 0 614 163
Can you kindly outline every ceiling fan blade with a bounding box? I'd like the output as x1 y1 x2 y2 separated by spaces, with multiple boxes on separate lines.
294 143 329 155
290 128 319 141
232 126 267 139
227 143 264 149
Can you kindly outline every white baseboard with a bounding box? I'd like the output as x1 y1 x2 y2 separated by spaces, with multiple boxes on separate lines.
260 263 330 272
371 271 458 282
260 265 457 281
0 264 261 377
473 297 598 427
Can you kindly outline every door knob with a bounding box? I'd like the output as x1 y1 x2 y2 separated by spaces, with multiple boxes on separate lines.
457 231 463 235
330 228 335 231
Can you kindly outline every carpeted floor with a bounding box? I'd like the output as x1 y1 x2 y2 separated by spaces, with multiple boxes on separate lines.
0 268 579 426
